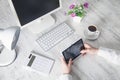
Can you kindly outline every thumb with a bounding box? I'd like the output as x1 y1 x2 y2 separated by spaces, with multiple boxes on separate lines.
60 57 67 65
80 49 88 53
80 49 88 56
68 58 73 67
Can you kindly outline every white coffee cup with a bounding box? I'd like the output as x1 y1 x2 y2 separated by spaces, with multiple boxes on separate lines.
84 25 100 40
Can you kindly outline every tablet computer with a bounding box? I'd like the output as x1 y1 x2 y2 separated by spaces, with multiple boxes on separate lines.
62 39 85 63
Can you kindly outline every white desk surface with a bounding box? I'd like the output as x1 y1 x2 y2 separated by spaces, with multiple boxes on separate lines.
1 0 120 80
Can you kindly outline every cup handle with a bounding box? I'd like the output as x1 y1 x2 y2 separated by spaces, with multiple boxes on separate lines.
96 31 100 35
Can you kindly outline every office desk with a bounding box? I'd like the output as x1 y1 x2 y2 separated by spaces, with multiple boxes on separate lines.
1 0 120 80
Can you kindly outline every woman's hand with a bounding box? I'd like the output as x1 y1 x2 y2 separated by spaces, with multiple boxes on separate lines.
80 43 98 55
60 57 73 74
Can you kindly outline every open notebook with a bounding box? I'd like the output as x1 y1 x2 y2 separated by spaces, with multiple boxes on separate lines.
25 51 55 75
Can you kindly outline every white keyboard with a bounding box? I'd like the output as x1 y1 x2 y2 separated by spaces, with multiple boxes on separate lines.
36 23 74 51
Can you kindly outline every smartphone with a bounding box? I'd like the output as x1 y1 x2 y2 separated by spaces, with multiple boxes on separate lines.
62 39 85 63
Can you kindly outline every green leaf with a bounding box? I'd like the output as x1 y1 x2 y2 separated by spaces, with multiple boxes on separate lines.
77 12 84 17
68 10 73 15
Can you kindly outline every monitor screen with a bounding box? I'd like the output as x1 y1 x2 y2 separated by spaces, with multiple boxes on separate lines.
12 0 60 26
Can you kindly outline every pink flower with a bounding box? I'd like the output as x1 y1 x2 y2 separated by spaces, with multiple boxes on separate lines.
69 4 75 9
71 13 76 17
83 2 89 8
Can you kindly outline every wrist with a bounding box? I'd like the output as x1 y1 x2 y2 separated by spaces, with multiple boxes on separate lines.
63 73 70 75
63 71 71 74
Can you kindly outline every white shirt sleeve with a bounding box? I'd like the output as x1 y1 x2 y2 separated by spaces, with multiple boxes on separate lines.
58 74 73 80
97 47 120 65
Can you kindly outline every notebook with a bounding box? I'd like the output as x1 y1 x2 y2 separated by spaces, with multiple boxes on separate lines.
25 51 55 75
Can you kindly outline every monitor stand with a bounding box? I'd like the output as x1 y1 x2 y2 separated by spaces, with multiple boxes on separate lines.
28 15 55 34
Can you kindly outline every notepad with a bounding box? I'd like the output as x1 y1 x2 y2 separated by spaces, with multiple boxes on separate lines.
25 51 55 75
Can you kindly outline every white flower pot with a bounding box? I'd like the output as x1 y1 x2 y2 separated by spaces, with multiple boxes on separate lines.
72 16 82 23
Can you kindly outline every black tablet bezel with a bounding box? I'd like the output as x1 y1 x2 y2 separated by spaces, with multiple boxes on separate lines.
62 39 85 63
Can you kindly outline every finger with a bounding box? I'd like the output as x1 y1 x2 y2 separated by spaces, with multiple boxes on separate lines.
68 58 73 67
81 52 86 56
60 57 67 65
80 50 87 54
84 43 91 48
80 50 88 56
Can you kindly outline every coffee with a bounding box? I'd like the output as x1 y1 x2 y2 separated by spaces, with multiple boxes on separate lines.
88 26 96 32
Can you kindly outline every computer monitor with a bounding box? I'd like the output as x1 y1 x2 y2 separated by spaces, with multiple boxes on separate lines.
9 0 62 33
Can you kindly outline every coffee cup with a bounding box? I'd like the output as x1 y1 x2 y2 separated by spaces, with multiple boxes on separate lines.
84 25 100 40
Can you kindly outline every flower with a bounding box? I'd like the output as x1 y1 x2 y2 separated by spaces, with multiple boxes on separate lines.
67 2 89 17
83 2 89 8
69 3 75 9
71 13 76 17
64 11 67 15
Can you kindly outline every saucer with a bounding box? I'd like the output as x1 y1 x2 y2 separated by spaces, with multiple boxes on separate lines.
84 30 100 40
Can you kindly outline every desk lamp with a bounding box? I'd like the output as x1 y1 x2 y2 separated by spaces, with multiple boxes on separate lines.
0 26 20 66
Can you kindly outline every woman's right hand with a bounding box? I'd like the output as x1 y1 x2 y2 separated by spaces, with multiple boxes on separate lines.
80 43 98 55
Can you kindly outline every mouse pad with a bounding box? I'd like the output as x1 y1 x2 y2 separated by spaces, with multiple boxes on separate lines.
62 39 85 63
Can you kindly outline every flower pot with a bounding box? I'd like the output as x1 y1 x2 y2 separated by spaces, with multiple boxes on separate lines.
72 16 82 23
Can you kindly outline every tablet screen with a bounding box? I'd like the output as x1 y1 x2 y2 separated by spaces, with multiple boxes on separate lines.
62 39 85 63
